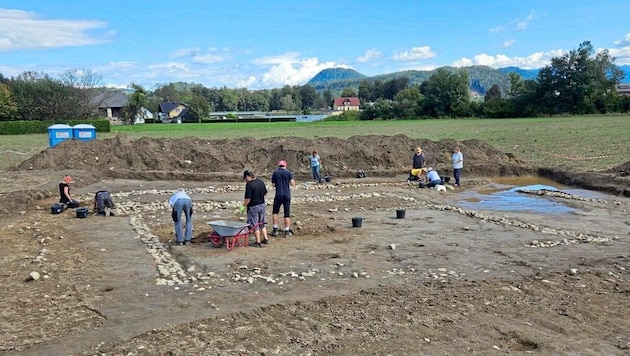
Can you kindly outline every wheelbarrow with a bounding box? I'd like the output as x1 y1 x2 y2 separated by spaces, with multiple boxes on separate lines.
206 220 262 250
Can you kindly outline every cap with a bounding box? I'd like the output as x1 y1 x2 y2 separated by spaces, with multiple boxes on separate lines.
427 167 433 172
243 170 253 179
278 160 287 167
63 175 74 184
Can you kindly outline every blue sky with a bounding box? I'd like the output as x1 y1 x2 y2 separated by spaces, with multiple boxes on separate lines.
1 0 629 90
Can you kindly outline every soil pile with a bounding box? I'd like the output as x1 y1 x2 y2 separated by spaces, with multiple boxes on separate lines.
18 134 528 180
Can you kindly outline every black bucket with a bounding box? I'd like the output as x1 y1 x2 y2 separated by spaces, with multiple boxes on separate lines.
396 209 406 219
51 203 64 214
351 217 363 228
75 207 89 219
324 175 332 182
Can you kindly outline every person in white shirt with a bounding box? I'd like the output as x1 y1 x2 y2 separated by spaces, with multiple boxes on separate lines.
451 147 464 186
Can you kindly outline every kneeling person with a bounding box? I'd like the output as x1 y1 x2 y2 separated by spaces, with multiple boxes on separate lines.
426 167 443 188
243 170 268 247
94 190 116 216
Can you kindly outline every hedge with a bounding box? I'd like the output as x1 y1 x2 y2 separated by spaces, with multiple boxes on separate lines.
0 119 111 135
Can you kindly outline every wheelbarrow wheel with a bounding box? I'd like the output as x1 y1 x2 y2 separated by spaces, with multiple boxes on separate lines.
209 232 224 248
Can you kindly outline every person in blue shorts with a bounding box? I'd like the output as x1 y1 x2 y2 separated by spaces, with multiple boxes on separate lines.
270 160 296 237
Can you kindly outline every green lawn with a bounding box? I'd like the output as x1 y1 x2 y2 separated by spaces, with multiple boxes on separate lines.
1 115 628 171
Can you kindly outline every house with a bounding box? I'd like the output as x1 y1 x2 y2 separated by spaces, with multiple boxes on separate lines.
92 91 128 123
158 102 196 123
135 107 154 124
616 83 630 96
333 97 361 111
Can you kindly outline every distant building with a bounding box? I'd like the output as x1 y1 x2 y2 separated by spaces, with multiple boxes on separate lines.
333 97 361 111
158 102 196 123
616 83 630 96
92 91 128 123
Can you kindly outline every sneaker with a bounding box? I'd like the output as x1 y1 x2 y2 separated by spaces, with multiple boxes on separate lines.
105 207 111 217
270 228 278 237
174 241 184 246
252 242 263 248
284 229 293 237
109 209 116 216
183 240 191 245
261 238 269 244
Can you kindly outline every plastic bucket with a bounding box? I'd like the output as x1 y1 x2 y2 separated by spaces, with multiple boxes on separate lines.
51 203 64 214
351 217 363 228
75 207 89 219
396 209 406 219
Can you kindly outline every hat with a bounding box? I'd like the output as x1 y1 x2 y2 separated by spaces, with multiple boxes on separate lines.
63 175 74 184
243 170 253 179
427 167 433 172
278 160 287 167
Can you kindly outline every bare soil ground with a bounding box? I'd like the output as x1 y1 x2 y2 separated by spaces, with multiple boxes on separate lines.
1 135 629 356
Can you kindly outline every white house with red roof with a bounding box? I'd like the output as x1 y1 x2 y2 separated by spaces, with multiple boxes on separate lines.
333 97 361 111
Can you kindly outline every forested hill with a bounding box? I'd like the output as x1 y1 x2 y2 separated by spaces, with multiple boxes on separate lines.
306 65 630 96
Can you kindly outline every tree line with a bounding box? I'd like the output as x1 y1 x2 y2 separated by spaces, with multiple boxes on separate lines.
0 41 628 123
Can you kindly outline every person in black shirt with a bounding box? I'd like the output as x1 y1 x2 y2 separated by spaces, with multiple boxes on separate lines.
242 170 269 247
408 147 427 182
59 175 80 208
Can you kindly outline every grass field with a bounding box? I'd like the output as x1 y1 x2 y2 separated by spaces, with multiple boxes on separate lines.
1 115 628 171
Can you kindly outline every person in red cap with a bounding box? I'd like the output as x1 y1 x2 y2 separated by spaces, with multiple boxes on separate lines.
270 160 296 237
59 175 80 208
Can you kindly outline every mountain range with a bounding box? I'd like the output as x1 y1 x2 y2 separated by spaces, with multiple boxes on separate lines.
307 65 630 96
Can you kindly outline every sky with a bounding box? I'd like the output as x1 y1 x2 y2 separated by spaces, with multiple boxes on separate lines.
1 0 629 90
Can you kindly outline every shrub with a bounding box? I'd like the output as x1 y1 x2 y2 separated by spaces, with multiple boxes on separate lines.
0 118 110 135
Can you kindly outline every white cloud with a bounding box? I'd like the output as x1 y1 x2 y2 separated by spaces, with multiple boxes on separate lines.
171 47 200 58
490 10 538 33
253 53 350 87
503 39 515 48
171 47 227 64
614 33 630 46
451 49 565 69
0 8 109 52
608 46 630 65
392 46 436 61
357 48 382 63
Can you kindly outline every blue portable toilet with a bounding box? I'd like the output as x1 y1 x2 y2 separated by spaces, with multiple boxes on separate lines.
72 124 96 142
47 124 73 147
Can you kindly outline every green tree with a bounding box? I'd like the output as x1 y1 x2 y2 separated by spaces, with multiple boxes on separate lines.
392 86 422 118
341 87 357 97
420 68 470 117
121 83 148 125
299 85 318 110
0 83 18 120
536 41 624 114
507 73 524 99
484 84 502 101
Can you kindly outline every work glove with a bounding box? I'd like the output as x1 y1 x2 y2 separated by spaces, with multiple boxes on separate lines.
239 205 246 213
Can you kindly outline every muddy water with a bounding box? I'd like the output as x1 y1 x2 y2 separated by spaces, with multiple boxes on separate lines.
453 176 612 214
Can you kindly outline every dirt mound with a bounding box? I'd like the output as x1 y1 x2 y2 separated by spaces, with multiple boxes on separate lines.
18 134 527 179
612 161 630 175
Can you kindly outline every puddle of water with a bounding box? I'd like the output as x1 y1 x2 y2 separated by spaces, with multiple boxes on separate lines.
453 177 610 214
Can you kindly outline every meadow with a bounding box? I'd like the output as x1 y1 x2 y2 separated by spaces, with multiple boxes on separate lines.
1 115 628 171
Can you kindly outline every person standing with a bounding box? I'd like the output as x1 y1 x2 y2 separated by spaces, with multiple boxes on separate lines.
242 170 268 247
59 175 80 208
309 150 322 182
93 190 116 216
409 147 426 181
451 147 464 187
271 160 296 237
168 188 193 245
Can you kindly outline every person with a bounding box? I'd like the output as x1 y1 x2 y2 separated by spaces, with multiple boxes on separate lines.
93 190 116 217
168 188 193 246
451 147 464 187
408 147 426 181
242 170 269 247
425 167 443 188
59 175 80 208
271 160 296 237
409 167 427 182
309 150 322 182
